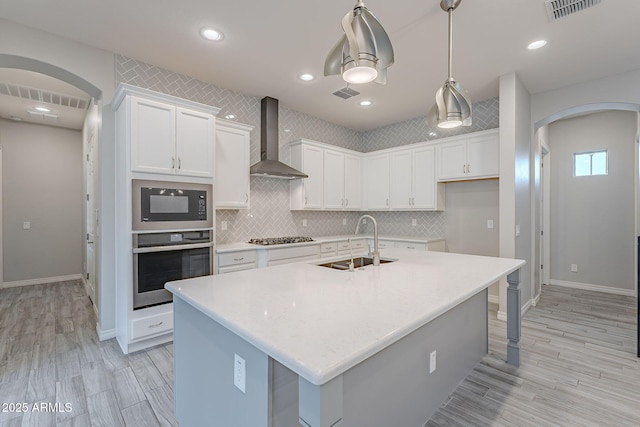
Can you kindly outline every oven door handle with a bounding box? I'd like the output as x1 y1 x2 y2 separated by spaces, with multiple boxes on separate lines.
133 242 213 254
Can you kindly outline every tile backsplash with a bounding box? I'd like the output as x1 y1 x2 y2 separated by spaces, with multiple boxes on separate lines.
116 55 497 244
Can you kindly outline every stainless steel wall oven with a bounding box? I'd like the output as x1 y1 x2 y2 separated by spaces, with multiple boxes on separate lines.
133 230 213 309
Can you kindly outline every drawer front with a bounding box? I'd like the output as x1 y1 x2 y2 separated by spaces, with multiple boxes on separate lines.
218 250 257 267
131 311 173 340
320 242 337 254
268 245 319 262
377 240 393 250
337 241 350 251
218 263 257 274
350 239 366 250
396 242 427 251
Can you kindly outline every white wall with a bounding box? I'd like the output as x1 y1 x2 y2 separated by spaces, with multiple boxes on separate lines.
548 111 636 294
0 119 83 283
444 180 500 299
499 72 533 315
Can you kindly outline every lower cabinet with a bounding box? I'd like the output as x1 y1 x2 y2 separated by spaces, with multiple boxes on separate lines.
217 250 257 274
267 245 320 266
368 239 446 252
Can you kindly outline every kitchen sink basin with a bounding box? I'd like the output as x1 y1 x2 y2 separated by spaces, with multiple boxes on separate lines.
318 256 395 270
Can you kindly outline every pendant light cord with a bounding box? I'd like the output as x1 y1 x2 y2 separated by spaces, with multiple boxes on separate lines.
447 8 453 81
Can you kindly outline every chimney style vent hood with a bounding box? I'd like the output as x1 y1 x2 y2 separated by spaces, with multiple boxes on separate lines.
249 97 308 179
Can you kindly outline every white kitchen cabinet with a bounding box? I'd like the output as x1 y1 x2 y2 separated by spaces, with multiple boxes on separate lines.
290 142 324 210
437 129 499 181
217 249 257 274
129 95 214 178
365 153 390 210
390 146 443 210
215 119 253 209
323 150 362 210
266 245 320 266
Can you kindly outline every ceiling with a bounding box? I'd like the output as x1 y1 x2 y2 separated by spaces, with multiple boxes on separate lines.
1 0 639 131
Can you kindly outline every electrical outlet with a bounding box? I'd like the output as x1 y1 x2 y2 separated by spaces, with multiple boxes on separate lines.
571 264 578 272
487 220 494 229
515 225 521 237
234 354 246 393
429 350 437 373
343 218 347 225
363 218 367 224
302 219 307 227
221 221 228 231
412 219 417 226
23 221 31 230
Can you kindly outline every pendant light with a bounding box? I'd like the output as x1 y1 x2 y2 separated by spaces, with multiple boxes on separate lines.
428 0 472 129
324 1 394 85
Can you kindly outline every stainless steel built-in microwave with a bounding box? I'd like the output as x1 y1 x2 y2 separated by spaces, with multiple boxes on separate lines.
132 179 213 231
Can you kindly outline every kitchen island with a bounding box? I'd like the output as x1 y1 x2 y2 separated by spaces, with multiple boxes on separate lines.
166 249 524 427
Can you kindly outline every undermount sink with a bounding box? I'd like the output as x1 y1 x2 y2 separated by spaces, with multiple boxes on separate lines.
318 256 396 270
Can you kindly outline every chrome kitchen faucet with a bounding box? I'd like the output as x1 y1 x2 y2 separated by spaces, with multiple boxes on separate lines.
355 215 380 266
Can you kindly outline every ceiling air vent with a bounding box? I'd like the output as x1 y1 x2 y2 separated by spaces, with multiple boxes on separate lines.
545 0 604 22
332 86 360 100
0 81 90 110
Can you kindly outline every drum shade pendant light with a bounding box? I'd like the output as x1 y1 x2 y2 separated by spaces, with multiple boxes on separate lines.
324 1 394 85
428 0 471 129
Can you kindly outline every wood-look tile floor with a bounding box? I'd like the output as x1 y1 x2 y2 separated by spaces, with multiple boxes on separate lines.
0 281 638 426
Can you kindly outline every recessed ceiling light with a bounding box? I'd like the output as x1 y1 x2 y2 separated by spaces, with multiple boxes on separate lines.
429 132 437 137
201 28 223 41
299 73 314 81
224 114 236 120
359 100 372 107
527 40 547 50
34 106 51 112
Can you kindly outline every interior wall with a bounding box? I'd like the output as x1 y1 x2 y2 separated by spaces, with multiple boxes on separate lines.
548 110 636 293
0 118 82 283
444 179 500 298
499 72 533 313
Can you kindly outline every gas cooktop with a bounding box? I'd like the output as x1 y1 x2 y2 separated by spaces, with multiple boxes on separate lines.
248 236 314 246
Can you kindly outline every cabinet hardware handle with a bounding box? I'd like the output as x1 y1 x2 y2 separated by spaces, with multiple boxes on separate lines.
148 321 164 328
234 257 244 261
386 198 389 206
178 157 182 170
245 193 249 203
407 246 415 249
305 197 308 206
463 164 465 173
345 199 349 207
172 156 175 169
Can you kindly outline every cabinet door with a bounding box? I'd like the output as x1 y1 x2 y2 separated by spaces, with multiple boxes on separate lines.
323 150 345 209
390 151 412 209
365 154 390 210
344 154 362 210
130 97 175 174
467 134 499 179
437 141 466 181
215 124 250 208
412 147 436 209
176 108 214 177
302 145 324 209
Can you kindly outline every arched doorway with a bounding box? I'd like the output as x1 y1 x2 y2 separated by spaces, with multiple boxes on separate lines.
0 53 106 332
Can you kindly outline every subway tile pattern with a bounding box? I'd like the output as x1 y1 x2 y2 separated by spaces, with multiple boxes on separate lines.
115 55 494 244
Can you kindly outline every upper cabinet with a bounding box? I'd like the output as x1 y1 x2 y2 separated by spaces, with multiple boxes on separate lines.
390 146 444 210
290 141 324 210
290 139 362 211
323 151 362 210
114 84 220 179
365 154 390 210
436 129 499 181
215 119 253 209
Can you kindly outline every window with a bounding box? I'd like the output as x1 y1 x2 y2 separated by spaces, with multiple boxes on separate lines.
574 150 607 176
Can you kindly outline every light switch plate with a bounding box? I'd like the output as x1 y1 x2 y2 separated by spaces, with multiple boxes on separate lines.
23 221 31 230
221 220 228 231
487 220 494 229
234 354 246 393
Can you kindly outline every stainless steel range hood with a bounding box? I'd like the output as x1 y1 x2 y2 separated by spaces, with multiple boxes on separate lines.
249 97 308 179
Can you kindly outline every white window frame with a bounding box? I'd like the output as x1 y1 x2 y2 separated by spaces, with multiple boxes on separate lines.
573 150 608 177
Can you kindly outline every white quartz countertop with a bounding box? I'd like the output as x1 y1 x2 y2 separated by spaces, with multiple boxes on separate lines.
166 249 524 386
215 234 444 253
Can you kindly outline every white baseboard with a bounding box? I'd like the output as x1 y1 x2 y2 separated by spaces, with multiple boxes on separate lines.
549 279 636 296
495 296 534 322
96 323 116 341
488 294 500 305
3 274 83 289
